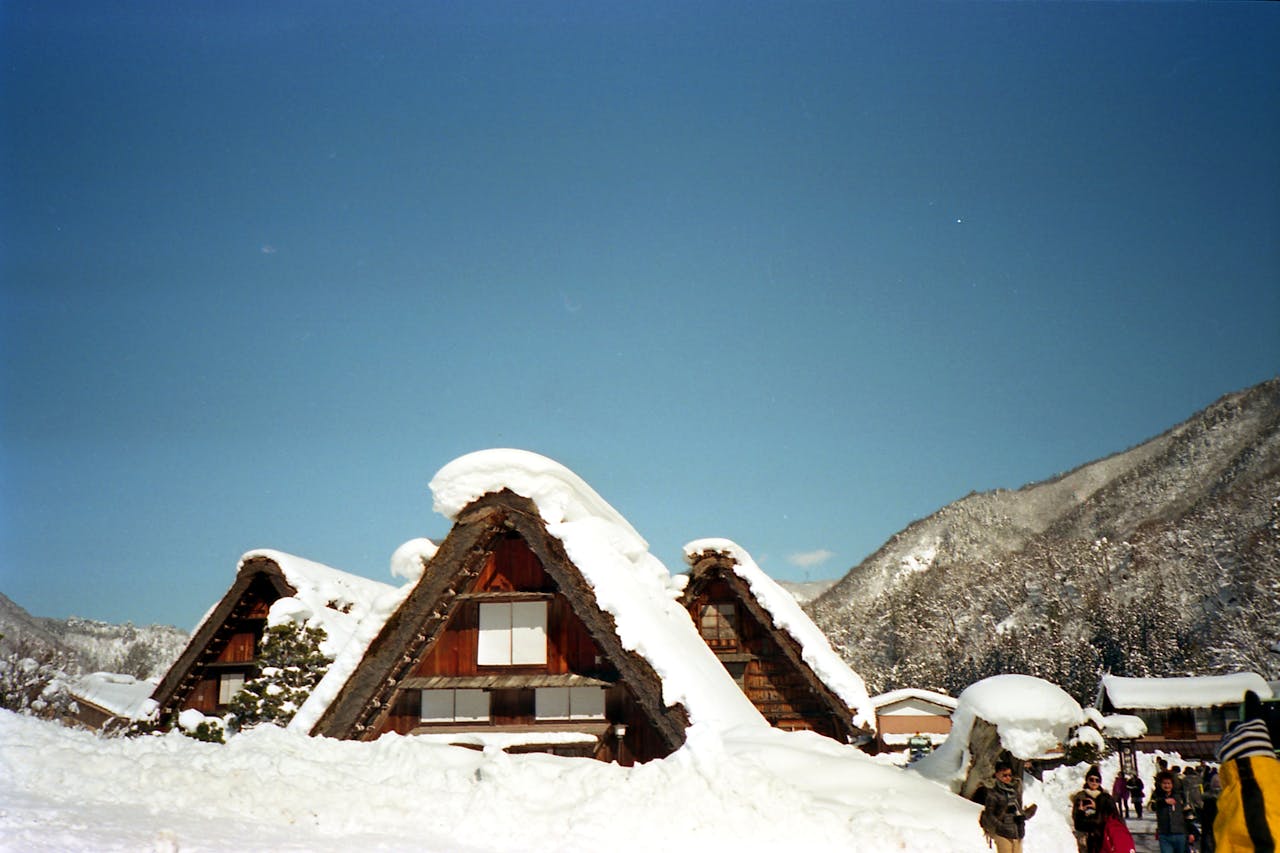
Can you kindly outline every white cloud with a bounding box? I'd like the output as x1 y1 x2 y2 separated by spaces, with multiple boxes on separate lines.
787 549 835 568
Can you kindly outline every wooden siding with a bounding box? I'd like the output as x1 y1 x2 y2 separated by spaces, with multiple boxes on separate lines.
878 715 952 736
374 533 669 763
685 580 843 740
171 574 277 716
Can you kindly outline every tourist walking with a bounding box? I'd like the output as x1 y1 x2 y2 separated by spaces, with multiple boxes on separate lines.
980 759 1038 853
1112 772 1131 819
1149 769 1196 853
1126 773 1145 820
1199 767 1220 853
1099 798 1137 853
1072 765 1114 853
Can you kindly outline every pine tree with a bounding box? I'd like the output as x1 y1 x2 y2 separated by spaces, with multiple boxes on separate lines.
226 622 330 733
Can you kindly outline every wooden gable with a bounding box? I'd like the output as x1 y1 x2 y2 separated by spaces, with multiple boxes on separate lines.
681 552 861 744
311 491 690 765
149 560 295 726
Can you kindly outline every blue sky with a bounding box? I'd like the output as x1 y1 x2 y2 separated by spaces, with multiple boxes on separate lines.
3 1 1278 630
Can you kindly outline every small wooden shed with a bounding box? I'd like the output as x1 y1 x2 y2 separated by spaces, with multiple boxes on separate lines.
312 490 762 764
680 540 875 745
869 687 956 754
67 672 158 733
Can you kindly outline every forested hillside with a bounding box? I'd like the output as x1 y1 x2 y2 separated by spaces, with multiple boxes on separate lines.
808 379 1280 702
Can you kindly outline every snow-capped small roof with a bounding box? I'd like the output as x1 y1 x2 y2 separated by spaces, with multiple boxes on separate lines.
1098 713 1147 740
68 672 157 720
1099 672 1272 710
683 537 876 731
239 549 398 661
228 550 411 733
871 687 959 712
429 449 766 733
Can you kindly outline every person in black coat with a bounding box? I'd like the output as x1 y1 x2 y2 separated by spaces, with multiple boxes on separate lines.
980 760 1038 853
1125 773 1144 820
1071 765 1114 853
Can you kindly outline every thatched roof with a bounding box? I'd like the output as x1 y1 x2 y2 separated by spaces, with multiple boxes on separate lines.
149 551 399 726
683 541 875 738
311 490 697 748
148 556 296 721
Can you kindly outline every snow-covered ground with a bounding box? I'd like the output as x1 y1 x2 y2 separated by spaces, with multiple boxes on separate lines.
0 708 1096 852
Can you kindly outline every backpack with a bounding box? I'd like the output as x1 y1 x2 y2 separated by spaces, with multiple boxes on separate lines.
1100 816 1136 853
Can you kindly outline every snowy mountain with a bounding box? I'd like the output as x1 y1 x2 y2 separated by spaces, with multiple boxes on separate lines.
808 378 1280 703
776 579 836 604
0 593 187 680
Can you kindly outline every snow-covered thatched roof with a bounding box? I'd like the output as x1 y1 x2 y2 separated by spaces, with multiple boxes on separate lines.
315 449 767 742
683 537 876 731
429 450 766 733
151 549 407 727
236 549 400 659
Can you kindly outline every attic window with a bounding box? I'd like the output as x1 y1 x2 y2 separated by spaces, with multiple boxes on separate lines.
477 601 548 666
698 602 738 648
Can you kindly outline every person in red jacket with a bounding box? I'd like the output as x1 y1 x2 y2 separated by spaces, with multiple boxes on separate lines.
1112 772 1132 819
1098 799 1137 853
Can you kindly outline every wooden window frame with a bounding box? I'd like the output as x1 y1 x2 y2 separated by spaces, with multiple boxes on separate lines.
218 672 246 705
477 601 548 666
534 686 607 721
420 688 491 723
698 601 738 649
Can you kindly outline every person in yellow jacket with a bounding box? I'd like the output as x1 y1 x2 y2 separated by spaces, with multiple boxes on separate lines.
1211 692 1279 853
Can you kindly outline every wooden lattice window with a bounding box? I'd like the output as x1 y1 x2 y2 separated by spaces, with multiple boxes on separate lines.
699 602 738 649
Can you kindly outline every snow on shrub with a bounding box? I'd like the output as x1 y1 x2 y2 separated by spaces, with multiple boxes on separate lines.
226 622 330 733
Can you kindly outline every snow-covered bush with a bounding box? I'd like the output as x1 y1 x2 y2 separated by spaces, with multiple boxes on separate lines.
226 622 329 733
0 636 78 720
1064 723 1106 765
177 709 226 744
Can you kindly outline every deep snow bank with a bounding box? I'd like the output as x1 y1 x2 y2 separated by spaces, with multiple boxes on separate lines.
0 710 1083 852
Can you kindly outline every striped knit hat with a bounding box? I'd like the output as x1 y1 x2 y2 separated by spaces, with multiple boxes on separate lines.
1216 718 1276 764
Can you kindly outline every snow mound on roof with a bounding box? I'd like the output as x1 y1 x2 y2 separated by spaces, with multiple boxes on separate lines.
684 537 876 731
390 537 438 581
914 674 1085 789
67 672 157 721
1082 707 1147 739
428 449 764 732
1100 672 1272 710
432 449 648 555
